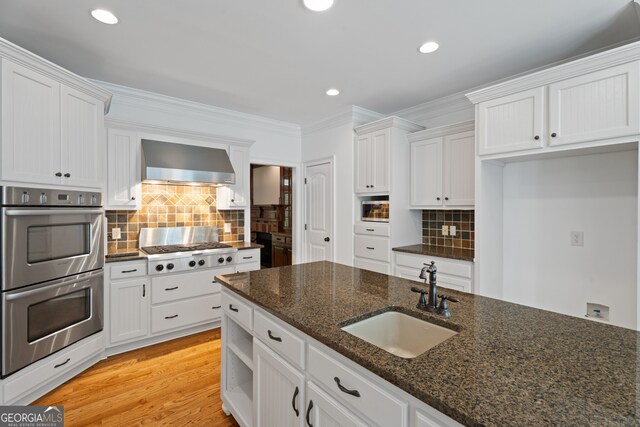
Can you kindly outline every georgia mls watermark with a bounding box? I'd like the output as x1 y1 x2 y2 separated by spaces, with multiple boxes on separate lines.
0 406 64 427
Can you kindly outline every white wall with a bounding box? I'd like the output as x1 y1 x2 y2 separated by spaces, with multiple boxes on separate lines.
502 150 638 329
302 122 356 266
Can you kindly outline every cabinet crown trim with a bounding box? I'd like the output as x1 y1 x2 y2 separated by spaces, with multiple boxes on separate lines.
354 116 425 135
466 40 640 104
0 37 112 113
408 121 475 142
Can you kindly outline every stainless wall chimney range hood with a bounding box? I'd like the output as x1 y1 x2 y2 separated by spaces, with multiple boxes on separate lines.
141 139 235 186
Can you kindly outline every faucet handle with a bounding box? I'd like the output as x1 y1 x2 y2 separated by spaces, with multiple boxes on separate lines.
411 286 426 293
411 287 428 309
438 294 459 303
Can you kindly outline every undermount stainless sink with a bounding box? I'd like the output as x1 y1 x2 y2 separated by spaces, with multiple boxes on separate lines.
341 311 457 358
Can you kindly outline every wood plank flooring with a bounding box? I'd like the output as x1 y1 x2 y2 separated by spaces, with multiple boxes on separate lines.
34 329 239 427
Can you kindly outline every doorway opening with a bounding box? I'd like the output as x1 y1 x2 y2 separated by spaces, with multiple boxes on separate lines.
250 164 294 268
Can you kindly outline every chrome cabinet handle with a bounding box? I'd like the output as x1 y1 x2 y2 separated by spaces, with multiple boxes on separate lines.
54 358 71 369
334 377 360 397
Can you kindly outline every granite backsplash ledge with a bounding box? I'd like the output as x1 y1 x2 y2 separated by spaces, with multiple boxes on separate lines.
106 183 244 254
422 210 474 249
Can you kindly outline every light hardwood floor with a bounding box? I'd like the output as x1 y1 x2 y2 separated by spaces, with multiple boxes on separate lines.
34 329 239 427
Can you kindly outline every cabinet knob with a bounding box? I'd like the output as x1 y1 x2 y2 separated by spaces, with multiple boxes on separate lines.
436 197 441 201
534 135 540 140
64 173 71 178
231 199 235 202
55 172 62 177
131 196 136 201
551 132 557 138
445 197 449 201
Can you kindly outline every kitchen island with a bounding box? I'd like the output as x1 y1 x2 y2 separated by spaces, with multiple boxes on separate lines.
217 261 639 426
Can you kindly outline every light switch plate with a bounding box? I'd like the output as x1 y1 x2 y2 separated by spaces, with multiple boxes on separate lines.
441 225 449 236
224 223 232 233
112 227 121 240
449 225 457 236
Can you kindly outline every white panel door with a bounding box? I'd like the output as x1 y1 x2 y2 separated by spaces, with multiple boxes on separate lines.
370 129 390 193
254 338 305 427
354 134 371 194
478 87 545 155
306 381 368 427
548 62 640 146
60 85 104 188
443 131 475 207
410 137 443 208
109 279 149 345
106 128 140 209
1 59 61 185
305 162 333 262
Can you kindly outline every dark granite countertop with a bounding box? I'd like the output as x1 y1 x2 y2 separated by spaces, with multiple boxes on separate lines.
105 251 147 263
393 244 475 262
217 261 639 426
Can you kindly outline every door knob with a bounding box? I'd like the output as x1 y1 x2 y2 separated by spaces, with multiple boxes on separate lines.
324 237 330 242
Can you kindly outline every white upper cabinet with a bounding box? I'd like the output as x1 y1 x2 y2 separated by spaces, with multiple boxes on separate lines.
477 87 545 156
409 123 475 209
217 145 249 210
0 55 110 189
61 85 104 188
548 62 640 147
106 127 141 210
1 59 61 185
355 129 390 194
410 137 442 207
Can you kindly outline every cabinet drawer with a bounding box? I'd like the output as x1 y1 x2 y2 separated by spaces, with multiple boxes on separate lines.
354 235 390 262
308 345 408 427
354 258 390 275
109 260 147 279
151 294 221 334
254 310 305 369
354 223 390 237
236 262 260 273
222 290 253 331
4 334 103 403
273 235 287 244
237 249 260 264
151 268 232 305
395 253 472 279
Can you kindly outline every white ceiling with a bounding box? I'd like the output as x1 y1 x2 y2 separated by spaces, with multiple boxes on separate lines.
0 0 638 125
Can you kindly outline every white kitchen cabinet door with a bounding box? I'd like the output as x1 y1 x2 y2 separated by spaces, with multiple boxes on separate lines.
254 338 305 427
355 134 372 194
1 59 61 185
306 381 368 427
477 87 545 155
548 62 640 147
60 85 104 188
109 279 149 345
106 128 141 210
218 145 249 209
370 129 390 193
410 137 443 208
443 131 474 207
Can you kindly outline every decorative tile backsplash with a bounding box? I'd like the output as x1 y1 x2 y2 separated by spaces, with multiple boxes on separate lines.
422 210 474 249
106 183 244 254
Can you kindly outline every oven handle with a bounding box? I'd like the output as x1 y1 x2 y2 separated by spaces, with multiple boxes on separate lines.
3 270 103 301
4 209 104 216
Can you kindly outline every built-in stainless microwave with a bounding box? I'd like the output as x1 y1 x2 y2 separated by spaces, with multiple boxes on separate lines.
361 200 389 223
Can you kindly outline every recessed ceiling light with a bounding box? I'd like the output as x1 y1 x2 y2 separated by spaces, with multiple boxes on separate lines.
91 9 118 25
418 41 440 54
303 0 334 12
326 88 340 96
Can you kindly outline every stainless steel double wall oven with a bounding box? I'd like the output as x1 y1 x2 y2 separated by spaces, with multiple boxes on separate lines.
1 186 104 376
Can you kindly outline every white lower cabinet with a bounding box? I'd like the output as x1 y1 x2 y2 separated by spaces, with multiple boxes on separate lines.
110 278 149 344
254 339 305 427
306 380 368 427
222 288 462 427
394 252 474 294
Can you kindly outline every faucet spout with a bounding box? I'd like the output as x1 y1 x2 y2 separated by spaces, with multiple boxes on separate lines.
418 261 438 312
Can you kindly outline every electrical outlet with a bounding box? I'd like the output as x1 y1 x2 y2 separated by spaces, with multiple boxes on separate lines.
449 225 457 236
112 227 121 240
441 225 449 236
570 231 584 247
224 223 232 233
586 303 609 321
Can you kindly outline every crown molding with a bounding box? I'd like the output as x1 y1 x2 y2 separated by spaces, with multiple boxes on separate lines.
0 37 112 113
105 117 254 148
302 106 384 135
408 120 474 143
393 91 473 124
93 80 301 138
354 116 425 135
466 40 640 104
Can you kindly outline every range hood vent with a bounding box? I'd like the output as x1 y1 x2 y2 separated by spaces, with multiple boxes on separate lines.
141 139 235 186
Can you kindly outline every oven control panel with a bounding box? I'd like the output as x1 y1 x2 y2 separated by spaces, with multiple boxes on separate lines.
1 186 102 207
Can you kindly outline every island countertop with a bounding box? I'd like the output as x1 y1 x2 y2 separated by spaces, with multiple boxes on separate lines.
217 261 639 426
